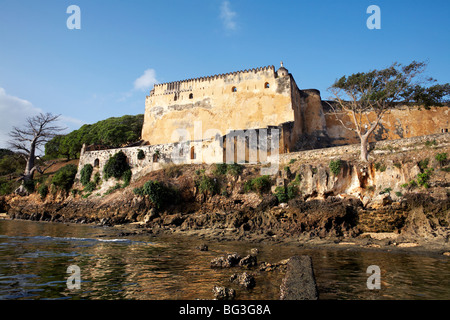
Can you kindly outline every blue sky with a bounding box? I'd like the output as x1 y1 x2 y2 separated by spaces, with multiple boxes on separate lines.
0 0 449 149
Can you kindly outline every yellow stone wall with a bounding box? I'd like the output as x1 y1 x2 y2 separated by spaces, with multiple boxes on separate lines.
142 66 297 146
325 106 450 145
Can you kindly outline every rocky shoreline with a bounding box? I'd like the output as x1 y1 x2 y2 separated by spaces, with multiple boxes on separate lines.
1 189 449 256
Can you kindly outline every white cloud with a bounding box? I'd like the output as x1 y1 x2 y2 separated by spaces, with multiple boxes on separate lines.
133 68 158 91
0 88 85 149
220 1 237 32
0 88 42 149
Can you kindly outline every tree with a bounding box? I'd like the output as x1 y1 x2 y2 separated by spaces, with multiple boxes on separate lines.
44 114 144 159
327 61 447 162
8 112 66 194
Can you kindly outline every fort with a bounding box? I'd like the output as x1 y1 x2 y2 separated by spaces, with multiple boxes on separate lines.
76 62 449 183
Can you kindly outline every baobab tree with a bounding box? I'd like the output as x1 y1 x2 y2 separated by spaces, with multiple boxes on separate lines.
8 112 66 194
327 61 445 162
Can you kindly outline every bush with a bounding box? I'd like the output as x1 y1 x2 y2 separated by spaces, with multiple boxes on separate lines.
93 172 101 185
103 151 130 180
213 163 228 175
435 152 447 167
84 181 97 193
227 163 244 176
274 185 299 203
425 139 437 147
23 179 35 193
52 164 78 191
134 180 178 209
122 169 132 187
38 184 48 199
213 163 243 176
80 164 93 186
418 158 429 170
244 175 271 194
274 186 288 203
417 168 433 188
329 159 342 176
374 162 387 172
137 149 145 160
196 174 219 196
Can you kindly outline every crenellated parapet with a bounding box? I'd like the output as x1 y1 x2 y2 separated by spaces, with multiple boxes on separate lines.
149 65 276 96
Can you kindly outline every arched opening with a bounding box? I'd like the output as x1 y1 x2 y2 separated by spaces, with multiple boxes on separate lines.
94 159 99 168
232 86 237 93
189 93 193 99
190 146 196 160
153 153 159 162
174 94 178 101
264 82 270 89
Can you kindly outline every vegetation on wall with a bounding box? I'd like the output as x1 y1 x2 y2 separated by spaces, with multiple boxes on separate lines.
103 151 131 180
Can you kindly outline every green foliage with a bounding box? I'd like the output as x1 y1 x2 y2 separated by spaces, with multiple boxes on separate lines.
196 174 219 196
418 158 429 170
435 152 447 166
395 191 403 197
103 151 130 180
137 149 145 160
93 172 101 185
51 164 78 191
393 162 402 169
329 159 342 176
44 114 144 159
417 168 433 188
274 186 288 203
288 159 297 165
227 163 244 176
23 179 35 193
380 187 392 194
37 184 48 200
80 164 93 186
425 139 438 147
0 178 16 195
84 181 97 193
287 185 299 200
134 180 178 209
244 175 271 194
213 163 244 176
122 169 132 187
274 185 299 203
0 153 26 176
374 162 387 172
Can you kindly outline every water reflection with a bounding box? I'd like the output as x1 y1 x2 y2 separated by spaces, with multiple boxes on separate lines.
0 219 449 300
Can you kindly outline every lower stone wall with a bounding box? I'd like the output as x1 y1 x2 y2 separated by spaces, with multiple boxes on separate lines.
278 132 450 164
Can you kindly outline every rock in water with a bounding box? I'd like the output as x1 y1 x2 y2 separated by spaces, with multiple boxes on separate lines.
279 255 318 300
230 272 256 289
212 286 236 300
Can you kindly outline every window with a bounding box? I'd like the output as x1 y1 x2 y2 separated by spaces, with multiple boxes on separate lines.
153 153 159 162
94 159 99 168
189 93 193 99
174 94 177 101
232 86 237 93
264 82 270 89
190 146 196 160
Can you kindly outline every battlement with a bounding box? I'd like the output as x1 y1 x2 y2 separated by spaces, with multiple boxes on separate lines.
149 65 276 96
